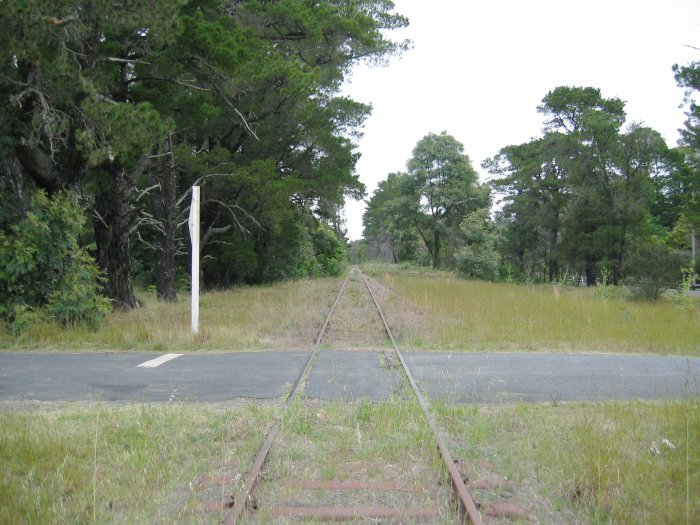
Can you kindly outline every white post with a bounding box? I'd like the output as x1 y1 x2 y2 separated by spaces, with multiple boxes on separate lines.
189 186 200 335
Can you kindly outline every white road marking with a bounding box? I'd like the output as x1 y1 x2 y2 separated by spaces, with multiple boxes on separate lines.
137 353 183 368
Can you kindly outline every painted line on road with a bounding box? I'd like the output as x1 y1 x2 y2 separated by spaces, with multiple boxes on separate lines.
137 353 183 368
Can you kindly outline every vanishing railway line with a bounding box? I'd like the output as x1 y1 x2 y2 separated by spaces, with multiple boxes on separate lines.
222 268 483 525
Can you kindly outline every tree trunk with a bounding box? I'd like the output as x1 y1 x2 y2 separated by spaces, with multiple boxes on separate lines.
94 165 139 310
149 136 178 302
432 229 440 269
585 260 597 287
547 227 558 282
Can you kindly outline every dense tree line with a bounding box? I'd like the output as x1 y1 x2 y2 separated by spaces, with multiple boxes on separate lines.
362 80 700 293
0 0 408 329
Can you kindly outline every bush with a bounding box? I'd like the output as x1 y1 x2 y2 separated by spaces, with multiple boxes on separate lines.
624 237 684 302
309 222 346 277
46 249 111 328
0 190 111 332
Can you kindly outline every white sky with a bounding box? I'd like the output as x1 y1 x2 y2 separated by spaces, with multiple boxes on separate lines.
340 0 700 240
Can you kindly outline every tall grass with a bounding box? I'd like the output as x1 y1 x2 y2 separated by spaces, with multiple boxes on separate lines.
0 278 341 352
3 268 698 355
378 272 700 355
0 402 275 524
436 397 700 525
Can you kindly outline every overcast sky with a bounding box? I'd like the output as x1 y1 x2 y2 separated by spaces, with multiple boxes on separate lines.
340 0 700 240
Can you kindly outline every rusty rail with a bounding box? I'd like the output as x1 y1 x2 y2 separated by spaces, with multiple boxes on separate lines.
225 268 483 524
223 272 351 525
358 269 483 525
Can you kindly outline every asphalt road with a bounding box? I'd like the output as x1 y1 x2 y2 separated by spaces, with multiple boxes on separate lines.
1 350 698 405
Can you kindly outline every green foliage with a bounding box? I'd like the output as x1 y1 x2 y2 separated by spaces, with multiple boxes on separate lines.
624 237 684 302
455 209 500 280
665 213 695 250
2 0 409 306
0 191 110 331
77 101 165 171
666 263 698 312
46 249 111 328
490 86 672 286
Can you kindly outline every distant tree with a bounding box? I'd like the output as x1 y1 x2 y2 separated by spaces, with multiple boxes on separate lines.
487 134 567 281
455 209 500 280
624 236 684 302
363 173 420 263
406 132 489 269
673 59 700 270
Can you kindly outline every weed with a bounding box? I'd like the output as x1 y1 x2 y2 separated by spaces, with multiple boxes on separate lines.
594 266 613 301
668 263 698 313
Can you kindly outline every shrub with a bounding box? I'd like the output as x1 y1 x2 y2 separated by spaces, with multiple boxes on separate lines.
46 249 111 328
624 237 684 302
0 190 111 332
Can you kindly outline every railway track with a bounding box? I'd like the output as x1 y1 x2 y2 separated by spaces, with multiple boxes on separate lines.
222 268 483 524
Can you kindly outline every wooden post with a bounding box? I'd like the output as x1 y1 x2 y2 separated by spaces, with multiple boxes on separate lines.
189 186 200 335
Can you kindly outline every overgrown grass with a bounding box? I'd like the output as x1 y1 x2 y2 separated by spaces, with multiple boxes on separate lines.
3 398 696 523
3 266 698 355
436 397 700 525
252 398 455 524
0 402 276 524
374 270 700 355
0 278 341 352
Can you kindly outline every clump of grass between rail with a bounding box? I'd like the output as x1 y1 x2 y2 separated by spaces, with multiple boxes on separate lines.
250 398 456 524
374 271 700 355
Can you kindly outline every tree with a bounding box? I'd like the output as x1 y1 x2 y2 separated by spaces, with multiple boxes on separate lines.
455 209 500 280
490 86 671 286
406 132 489 268
0 0 410 315
363 173 420 263
673 59 700 271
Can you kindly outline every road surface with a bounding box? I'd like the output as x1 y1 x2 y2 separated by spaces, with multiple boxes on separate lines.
1 351 698 405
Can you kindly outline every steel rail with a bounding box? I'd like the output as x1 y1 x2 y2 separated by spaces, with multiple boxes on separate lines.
223 271 351 525
358 269 483 525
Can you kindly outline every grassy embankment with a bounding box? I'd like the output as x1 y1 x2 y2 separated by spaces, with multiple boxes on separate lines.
437 397 700 525
0 402 277 524
2 264 697 355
